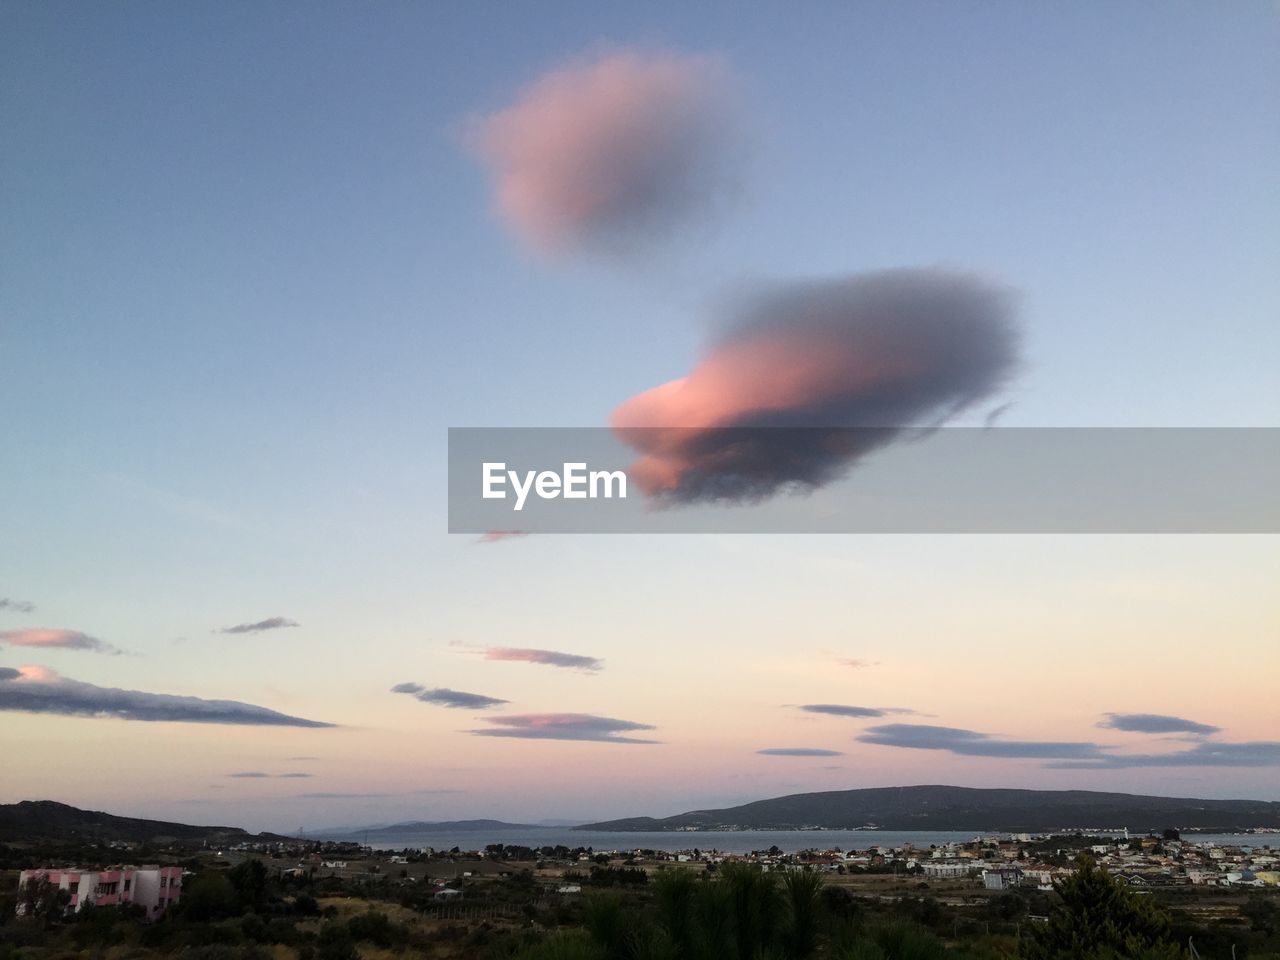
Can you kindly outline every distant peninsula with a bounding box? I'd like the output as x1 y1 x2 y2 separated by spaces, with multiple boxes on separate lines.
576 785 1280 834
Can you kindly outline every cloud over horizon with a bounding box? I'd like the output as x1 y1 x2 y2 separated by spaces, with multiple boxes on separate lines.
1098 713 1222 736
612 269 1019 504
1047 741 1280 769
0 665 334 728
0 628 119 655
858 722 1280 770
391 682 509 710
470 49 739 255
219 617 299 635
482 647 603 672
857 723 1107 760
471 713 658 744
758 747 843 757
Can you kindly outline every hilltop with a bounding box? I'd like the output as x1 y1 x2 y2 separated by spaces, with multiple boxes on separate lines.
0 800 282 844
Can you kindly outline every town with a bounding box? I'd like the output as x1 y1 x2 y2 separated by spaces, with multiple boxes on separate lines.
5 829 1278 958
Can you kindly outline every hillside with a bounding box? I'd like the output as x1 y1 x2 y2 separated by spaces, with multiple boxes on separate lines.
0 800 274 844
576 785 1280 833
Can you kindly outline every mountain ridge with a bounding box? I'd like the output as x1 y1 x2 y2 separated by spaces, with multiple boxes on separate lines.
575 785 1280 833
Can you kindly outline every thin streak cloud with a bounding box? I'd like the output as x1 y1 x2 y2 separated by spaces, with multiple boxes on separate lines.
800 704 916 718
483 647 603 672
0 628 119 655
1098 713 1222 736
471 713 658 744
219 617 299 635
391 683 508 710
758 748 844 757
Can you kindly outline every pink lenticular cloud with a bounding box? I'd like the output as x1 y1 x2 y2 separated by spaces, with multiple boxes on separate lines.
0 628 118 654
611 269 1019 504
469 50 738 254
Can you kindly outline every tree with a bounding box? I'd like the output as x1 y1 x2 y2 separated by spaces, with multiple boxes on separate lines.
16 877 70 929
228 859 269 912
1020 856 1183 960
780 868 824 959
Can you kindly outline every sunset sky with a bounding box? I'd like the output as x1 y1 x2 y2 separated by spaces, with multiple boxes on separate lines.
2 2 1278 833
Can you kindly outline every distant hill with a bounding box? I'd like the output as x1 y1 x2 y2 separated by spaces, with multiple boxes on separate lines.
576 785 1280 834
0 800 281 844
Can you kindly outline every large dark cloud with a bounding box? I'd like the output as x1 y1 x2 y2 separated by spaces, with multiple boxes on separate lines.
612 269 1019 504
0 667 19 681
857 723 1107 760
219 617 298 635
758 747 843 757
0 628 119 655
800 704 916 718
470 50 739 255
1098 713 1221 736
483 647 603 672
0 665 333 728
1047 742 1280 769
0 598 36 613
391 683 508 710
471 713 658 744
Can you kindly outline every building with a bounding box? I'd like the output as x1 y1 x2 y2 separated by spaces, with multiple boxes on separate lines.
17 867 181 919
982 867 1023 890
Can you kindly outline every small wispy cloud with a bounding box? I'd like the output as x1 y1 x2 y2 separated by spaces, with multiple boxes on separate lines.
0 628 119 655
757 747 843 757
292 789 465 800
835 658 877 669
0 665 333 728
483 647 603 672
800 704 916 718
0 598 36 614
476 530 529 544
218 617 299 635
1098 713 1221 737
228 771 314 779
391 682 508 710
471 713 658 744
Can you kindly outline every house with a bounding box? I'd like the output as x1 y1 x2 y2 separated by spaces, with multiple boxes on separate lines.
17 867 182 920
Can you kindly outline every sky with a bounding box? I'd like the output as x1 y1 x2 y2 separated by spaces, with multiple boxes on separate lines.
1 1 1278 833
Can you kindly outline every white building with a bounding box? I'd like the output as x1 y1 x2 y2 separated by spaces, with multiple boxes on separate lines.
18 867 182 919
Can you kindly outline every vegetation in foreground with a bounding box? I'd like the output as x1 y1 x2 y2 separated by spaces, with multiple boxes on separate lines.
2 854 1276 960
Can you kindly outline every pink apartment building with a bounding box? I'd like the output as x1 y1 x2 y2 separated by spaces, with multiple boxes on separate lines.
17 866 182 919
